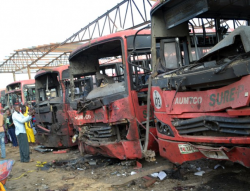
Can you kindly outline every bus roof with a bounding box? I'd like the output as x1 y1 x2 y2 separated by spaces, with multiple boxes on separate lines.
6 79 35 87
70 29 151 60
151 0 250 29
6 79 35 94
35 65 69 80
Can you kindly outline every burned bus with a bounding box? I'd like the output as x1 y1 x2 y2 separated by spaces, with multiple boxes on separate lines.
5 80 36 108
67 30 158 160
34 65 78 148
150 0 250 167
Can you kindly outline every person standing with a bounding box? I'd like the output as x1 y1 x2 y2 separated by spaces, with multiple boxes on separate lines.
21 106 35 144
3 106 9 144
12 105 34 163
5 109 18 147
0 110 6 158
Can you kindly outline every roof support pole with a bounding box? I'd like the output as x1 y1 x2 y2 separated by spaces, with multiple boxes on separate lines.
215 18 221 43
27 67 31 79
13 72 16 81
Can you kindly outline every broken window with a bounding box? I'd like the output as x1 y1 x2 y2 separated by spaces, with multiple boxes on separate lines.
36 73 61 102
24 84 36 102
128 53 151 90
9 92 22 105
98 61 124 87
70 39 127 101
72 76 94 99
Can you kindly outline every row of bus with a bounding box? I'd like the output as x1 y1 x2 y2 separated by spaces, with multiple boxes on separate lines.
0 80 36 110
2 0 250 167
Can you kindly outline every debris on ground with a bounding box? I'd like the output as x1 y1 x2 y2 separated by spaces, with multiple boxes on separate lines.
121 160 136 167
134 161 142 169
158 171 167 180
34 146 53 153
151 173 158 178
6 145 250 191
169 169 187 180
127 180 136 188
36 161 52 171
194 171 205 176
53 149 69 154
52 155 120 170
88 160 97 166
214 164 225 170
143 150 156 162
110 164 172 187
143 178 157 188
131 171 137 175
173 186 196 191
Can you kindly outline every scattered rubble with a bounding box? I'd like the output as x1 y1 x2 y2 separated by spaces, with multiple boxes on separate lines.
214 164 225 170
34 145 53 153
194 171 205 176
121 160 136 166
52 155 121 171
157 171 167 180
173 186 196 191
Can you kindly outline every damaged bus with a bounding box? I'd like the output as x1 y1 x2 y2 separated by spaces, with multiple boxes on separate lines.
34 62 121 148
68 30 158 160
5 80 36 108
34 65 78 148
150 0 250 167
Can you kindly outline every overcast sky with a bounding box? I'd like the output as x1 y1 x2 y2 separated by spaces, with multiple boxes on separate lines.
0 0 121 89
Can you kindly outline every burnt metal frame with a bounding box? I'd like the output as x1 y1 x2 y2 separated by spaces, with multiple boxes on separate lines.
70 36 129 101
36 71 61 104
0 0 152 73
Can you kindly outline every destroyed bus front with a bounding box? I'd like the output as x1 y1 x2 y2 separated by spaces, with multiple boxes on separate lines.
150 0 250 167
5 80 36 107
34 65 77 148
68 30 158 160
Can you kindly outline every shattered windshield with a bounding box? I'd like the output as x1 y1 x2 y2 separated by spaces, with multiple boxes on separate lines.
36 73 61 102
7 92 22 105
69 39 126 101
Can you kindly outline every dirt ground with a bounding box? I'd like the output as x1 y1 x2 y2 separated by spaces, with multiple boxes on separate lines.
3 143 250 191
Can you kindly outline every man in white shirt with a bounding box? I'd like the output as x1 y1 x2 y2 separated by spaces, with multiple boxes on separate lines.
12 105 34 163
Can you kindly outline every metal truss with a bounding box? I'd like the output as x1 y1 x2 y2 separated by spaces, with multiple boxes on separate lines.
61 0 152 45
43 52 70 67
0 0 153 74
0 44 58 73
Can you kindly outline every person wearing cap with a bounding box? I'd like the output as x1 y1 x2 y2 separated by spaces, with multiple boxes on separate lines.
0 110 6 158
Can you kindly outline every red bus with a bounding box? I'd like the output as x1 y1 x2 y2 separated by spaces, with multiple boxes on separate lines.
5 80 36 107
67 29 158 160
150 0 250 167
34 65 78 148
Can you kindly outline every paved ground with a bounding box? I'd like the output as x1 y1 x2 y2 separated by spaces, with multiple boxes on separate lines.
3 144 250 191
